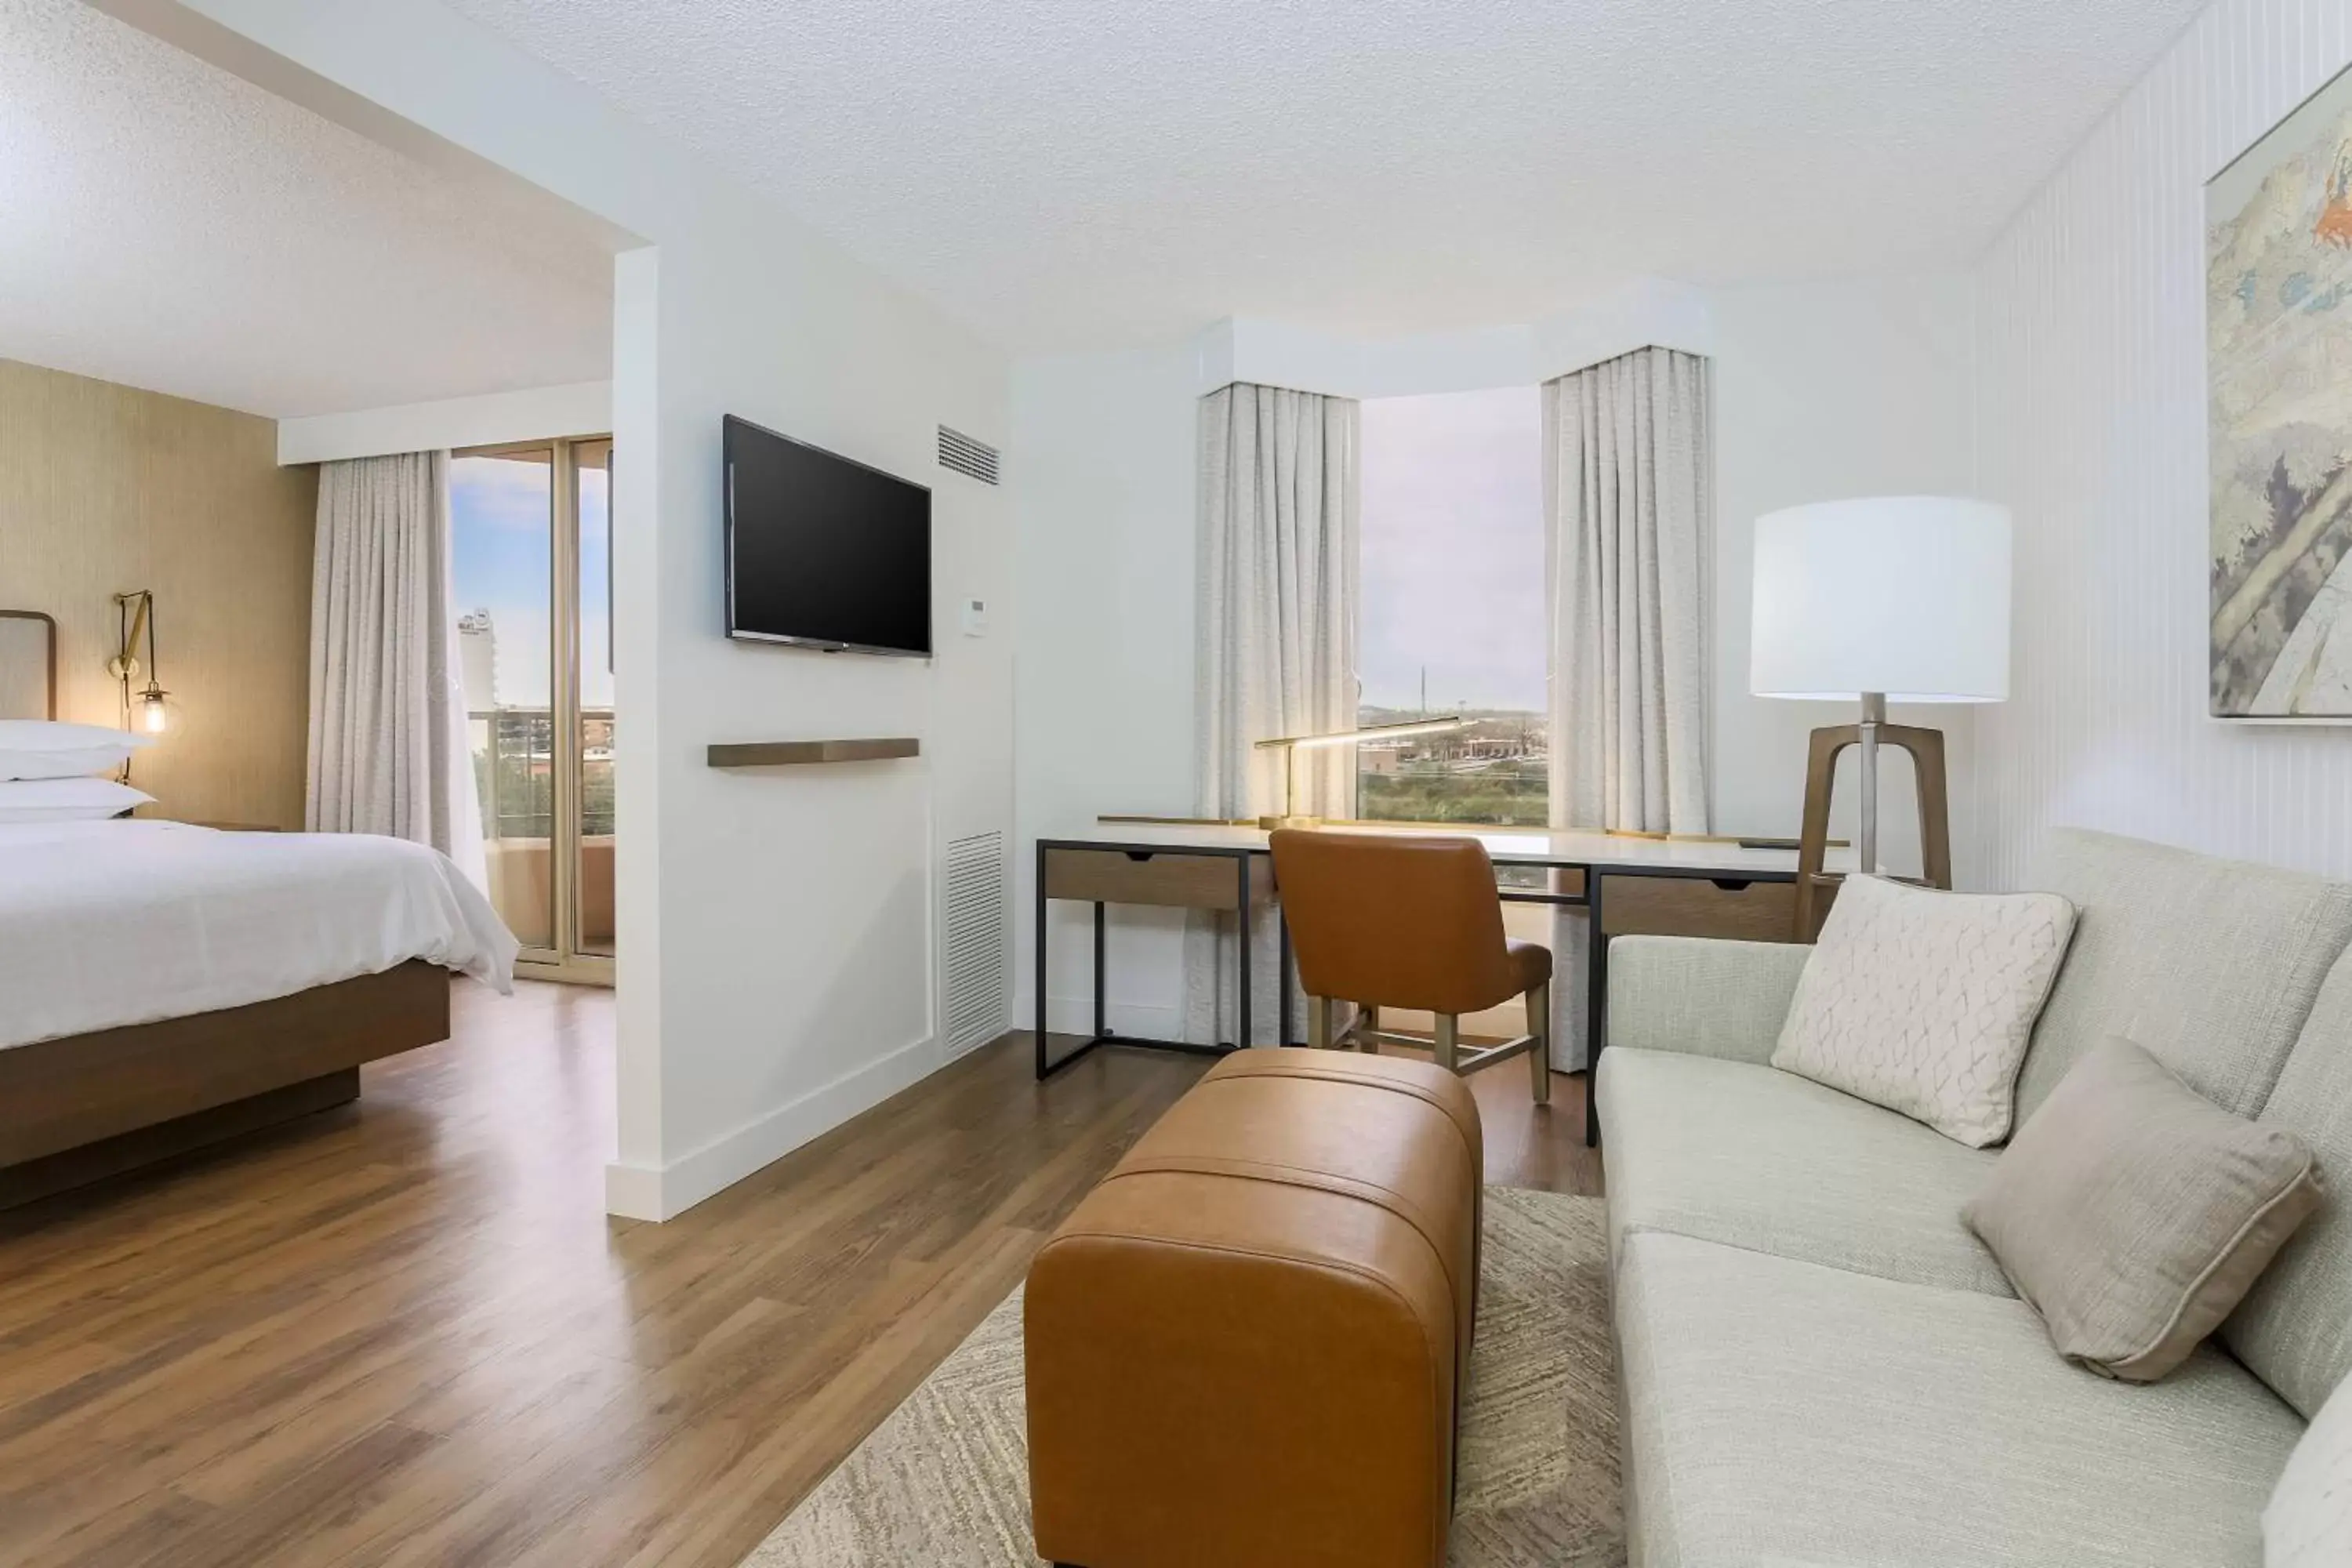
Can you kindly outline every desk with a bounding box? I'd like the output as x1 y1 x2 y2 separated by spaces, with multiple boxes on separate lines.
1036 822 1850 1144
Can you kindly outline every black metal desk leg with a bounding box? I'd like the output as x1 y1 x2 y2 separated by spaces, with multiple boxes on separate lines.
1035 843 1051 1080
1585 881 1608 1147
1092 902 1106 1041
1278 902 1294 1047
1236 857 1252 1051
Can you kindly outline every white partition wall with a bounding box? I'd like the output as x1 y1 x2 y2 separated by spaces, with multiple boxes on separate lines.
143 0 1014 1220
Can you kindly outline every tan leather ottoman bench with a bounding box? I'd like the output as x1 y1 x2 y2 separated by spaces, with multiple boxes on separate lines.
1025 1047 1483 1568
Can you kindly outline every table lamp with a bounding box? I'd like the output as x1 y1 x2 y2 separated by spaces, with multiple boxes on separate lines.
1252 716 1467 829
1751 496 2009 922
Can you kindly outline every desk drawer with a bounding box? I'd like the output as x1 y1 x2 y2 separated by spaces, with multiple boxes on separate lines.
1596 873 1800 943
1044 848 1270 911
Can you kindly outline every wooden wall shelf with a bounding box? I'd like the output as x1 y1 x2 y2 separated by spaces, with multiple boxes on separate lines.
706 738 920 768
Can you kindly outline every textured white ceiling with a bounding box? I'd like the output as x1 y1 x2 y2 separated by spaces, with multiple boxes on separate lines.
441 0 2208 354
0 0 615 418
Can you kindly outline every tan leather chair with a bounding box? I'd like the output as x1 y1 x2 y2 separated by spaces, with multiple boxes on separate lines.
1269 828 1552 1102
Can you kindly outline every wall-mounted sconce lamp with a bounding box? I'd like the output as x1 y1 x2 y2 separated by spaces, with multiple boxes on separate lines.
108 590 169 738
1251 714 1468 829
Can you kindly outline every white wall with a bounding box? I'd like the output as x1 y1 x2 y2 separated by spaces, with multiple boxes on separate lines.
1012 276 1980 1033
1711 273 1980 878
1972 0 2352 887
1201 279 1714 401
1013 343 1201 1038
163 0 1014 1220
277 380 612 464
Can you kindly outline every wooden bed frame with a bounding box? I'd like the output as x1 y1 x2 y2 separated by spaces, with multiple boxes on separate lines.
0 964 450 1207
0 608 454 1208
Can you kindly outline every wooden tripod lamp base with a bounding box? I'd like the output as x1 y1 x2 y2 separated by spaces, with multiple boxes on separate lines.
1793 700 1953 941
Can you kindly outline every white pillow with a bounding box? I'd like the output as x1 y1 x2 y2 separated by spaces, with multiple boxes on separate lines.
0 720 153 781
1771 874 2078 1147
2267 1371 2352 1566
0 776 154 822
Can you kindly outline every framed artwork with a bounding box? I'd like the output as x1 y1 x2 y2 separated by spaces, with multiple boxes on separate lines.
2209 62 2352 719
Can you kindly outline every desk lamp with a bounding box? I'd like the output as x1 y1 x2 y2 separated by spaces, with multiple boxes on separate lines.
1253 716 1468 829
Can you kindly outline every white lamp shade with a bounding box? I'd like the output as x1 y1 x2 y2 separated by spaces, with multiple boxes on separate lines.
1750 495 2012 702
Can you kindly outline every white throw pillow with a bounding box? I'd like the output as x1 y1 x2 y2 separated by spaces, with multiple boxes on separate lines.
2267 1371 2352 1566
0 776 154 823
0 720 153 781
1771 874 2077 1147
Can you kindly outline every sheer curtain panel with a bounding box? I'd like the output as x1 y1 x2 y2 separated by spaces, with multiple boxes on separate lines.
1543 347 1714 1067
307 450 487 891
1185 383 1361 1046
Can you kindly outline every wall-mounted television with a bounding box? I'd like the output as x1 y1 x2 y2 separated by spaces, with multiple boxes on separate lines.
724 415 932 657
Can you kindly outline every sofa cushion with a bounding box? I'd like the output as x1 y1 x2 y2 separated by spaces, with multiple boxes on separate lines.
1965 1037 2324 1383
2266 1368 2352 1566
2016 828 2352 1123
2227 949 2352 1420
1597 1046 2010 1295
1773 874 2077 1146
1616 1230 2306 1568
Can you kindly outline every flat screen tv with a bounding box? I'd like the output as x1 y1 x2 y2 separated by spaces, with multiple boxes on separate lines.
724 415 932 657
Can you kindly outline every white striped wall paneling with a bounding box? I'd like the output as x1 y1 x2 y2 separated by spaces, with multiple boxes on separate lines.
1971 0 2352 888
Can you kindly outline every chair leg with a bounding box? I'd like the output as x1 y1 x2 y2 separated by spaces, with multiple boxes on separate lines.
1527 979 1552 1104
1308 995 1332 1051
1359 1004 1378 1053
1434 1013 1458 1074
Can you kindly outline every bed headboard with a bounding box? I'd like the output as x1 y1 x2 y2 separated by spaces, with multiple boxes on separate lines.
0 612 58 720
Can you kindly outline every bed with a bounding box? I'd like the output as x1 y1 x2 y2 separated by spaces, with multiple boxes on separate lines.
0 610 517 1207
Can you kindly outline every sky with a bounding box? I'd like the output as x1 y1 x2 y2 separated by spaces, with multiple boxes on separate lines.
1359 385 1546 713
450 452 612 710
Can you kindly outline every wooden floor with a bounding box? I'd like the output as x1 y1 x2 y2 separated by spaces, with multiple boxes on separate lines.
0 982 1600 1568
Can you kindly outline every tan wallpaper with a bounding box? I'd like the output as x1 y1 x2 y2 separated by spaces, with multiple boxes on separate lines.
0 358 315 829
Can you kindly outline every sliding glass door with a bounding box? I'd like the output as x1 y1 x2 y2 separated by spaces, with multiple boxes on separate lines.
451 437 615 983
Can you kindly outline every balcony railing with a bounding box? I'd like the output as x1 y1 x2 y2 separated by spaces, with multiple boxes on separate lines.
468 707 615 841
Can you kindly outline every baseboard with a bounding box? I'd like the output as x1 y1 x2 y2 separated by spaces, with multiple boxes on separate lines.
602 1160 665 1222
603 1032 942 1222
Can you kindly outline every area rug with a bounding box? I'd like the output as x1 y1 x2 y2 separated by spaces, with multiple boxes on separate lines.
740 1187 1624 1567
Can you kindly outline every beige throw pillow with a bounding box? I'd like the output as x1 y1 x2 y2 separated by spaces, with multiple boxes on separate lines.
1964 1036 2325 1382
2267 1369 2352 1566
1771 875 2077 1146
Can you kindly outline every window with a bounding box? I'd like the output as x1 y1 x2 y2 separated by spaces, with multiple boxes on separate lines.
1357 387 1547 826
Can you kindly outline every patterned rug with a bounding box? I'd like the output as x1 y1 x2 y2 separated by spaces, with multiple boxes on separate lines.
741 1188 1624 1568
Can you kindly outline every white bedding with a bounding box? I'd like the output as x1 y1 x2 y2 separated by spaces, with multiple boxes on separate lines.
0 819 518 1051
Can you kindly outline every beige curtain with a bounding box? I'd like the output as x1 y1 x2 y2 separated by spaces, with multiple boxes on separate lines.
1544 347 1714 1065
307 451 486 890
1184 383 1360 1046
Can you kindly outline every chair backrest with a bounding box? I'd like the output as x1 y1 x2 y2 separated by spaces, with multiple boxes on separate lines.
1270 829 1515 1015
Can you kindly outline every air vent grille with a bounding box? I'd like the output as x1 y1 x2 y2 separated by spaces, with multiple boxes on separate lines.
938 426 1001 485
943 830 1007 1057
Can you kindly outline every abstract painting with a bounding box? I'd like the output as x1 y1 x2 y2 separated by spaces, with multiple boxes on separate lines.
2209 63 2352 718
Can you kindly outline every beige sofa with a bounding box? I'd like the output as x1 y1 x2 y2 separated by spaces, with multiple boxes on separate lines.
1596 828 2352 1566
